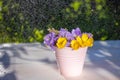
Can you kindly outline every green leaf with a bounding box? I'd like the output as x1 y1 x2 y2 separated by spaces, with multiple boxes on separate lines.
70 1 81 12
0 1 3 7
101 36 108 40
0 13 3 20
96 5 102 10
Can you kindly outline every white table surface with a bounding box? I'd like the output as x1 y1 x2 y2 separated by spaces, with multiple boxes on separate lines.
0 40 120 80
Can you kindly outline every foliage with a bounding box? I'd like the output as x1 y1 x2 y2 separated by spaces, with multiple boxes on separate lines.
0 0 120 43
48 0 120 40
29 28 44 42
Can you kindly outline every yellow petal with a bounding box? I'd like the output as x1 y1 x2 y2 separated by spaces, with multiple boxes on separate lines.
86 37 94 47
56 37 67 48
71 40 80 50
76 36 83 46
81 33 88 42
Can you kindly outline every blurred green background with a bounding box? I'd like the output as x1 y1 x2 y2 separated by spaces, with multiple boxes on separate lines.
0 0 120 43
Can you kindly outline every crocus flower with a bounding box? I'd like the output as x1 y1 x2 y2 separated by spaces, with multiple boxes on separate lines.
56 37 67 48
71 40 80 50
43 27 94 50
86 37 94 47
65 32 74 40
81 33 89 42
72 28 81 37
58 28 74 47
44 32 56 49
59 28 68 37
80 33 94 47
59 28 74 40
76 36 83 46
87 33 93 38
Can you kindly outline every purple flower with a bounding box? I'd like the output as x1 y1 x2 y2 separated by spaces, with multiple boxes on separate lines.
59 28 74 40
72 28 81 37
44 32 56 48
59 28 68 37
43 27 94 50
57 28 74 47
87 33 93 38
65 32 74 40
82 32 93 38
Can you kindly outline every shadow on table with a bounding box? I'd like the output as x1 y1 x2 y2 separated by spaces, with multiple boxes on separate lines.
2 42 120 79
0 44 58 70
0 71 17 80
87 40 120 78
0 45 28 59
40 58 58 69
0 51 17 80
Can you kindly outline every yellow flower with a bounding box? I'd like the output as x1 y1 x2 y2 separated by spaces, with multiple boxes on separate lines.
86 37 94 47
76 36 83 46
71 40 80 50
76 34 94 47
76 36 87 47
56 37 67 48
81 33 88 42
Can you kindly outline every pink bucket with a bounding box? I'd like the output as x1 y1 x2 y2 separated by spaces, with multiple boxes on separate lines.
55 47 88 77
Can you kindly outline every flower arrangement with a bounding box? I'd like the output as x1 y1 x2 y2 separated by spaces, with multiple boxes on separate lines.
44 28 94 50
